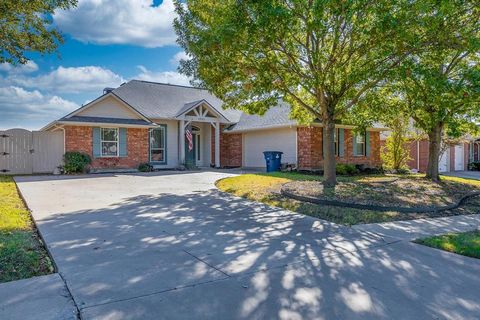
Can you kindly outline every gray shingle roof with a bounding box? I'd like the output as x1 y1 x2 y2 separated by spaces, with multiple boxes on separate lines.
60 116 155 126
111 80 242 123
225 101 298 132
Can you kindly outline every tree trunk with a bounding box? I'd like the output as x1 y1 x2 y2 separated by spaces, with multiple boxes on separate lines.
323 115 337 187
426 123 443 182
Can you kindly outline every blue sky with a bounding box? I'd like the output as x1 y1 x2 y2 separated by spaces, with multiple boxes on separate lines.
0 0 189 130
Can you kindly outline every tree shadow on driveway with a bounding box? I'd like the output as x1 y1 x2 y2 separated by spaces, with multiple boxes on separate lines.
33 189 480 319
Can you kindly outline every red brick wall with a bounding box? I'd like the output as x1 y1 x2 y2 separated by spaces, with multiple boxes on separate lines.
297 127 323 170
449 145 456 171
297 127 382 170
407 140 474 172
64 125 149 169
407 140 418 170
406 139 430 172
464 142 469 169
211 126 242 168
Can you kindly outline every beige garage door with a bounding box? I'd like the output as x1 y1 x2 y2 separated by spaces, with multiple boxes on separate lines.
243 128 297 168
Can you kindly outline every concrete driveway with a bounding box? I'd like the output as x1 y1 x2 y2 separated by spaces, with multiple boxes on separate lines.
14 171 480 320
442 170 480 180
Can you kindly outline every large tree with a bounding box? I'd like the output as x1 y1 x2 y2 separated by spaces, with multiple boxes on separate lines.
174 0 438 186
382 1 480 181
0 0 77 64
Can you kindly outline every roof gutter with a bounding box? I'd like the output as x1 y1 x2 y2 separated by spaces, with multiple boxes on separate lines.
55 121 159 129
225 123 389 134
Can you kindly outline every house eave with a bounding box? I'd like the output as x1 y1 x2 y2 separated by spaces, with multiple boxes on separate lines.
55 121 159 129
224 123 389 134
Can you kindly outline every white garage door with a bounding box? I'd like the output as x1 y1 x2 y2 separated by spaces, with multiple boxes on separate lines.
243 128 297 168
455 144 464 171
439 149 449 173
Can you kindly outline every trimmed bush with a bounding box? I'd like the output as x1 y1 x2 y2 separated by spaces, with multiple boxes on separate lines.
336 163 359 175
63 152 91 174
138 163 153 172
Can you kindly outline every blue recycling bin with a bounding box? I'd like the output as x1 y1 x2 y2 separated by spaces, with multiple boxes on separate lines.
263 151 283 172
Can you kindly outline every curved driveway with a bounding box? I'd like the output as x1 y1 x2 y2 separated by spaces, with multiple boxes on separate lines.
14 171 480 320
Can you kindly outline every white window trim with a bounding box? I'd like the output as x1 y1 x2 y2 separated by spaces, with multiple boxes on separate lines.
333 128 339 157
150 127 166 163
101 127 119 157
355 133 366 157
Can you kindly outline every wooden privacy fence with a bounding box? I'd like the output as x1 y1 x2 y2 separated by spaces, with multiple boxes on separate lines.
0 129 64 175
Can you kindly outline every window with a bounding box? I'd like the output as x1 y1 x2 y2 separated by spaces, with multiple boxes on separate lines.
101 128 118 157
355 133 366 156
333 128 339 156
150 127 166 163
196 135 201 161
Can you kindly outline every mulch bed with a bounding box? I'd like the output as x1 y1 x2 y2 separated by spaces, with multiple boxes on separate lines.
281 177 479 210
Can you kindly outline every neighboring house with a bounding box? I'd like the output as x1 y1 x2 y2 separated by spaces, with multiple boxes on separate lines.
43 80 385 171
406 139 471 173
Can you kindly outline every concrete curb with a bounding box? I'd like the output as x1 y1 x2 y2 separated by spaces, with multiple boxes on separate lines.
280 182 480 213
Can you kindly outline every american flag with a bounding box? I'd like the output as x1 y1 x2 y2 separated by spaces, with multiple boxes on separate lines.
185 128 193 151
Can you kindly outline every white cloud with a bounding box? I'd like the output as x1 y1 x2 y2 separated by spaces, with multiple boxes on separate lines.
10 66 125 94
0 61 39 74
0 86 79 130
54 0 177 48
135 65 190 86
170 51 189 65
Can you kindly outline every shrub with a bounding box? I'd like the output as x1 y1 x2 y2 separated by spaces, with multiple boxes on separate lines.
362 166 385 175
138 163 153 172
381 116 412 171
469 162 480 171
63 152 91 174
336 163 359 175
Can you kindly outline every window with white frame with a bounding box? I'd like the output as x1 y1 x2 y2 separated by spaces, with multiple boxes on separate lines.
101 128 119 157
355 133 366 156
150 127 166 163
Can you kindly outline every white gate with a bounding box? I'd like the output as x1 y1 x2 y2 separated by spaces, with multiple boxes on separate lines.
0 129 64 175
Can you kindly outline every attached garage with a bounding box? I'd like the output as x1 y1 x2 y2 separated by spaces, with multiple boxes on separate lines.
242 127 297 168
454 144 464 171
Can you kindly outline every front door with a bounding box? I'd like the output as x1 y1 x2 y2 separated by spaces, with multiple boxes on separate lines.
185 133 197 167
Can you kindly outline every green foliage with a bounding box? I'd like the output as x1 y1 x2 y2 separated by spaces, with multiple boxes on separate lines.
336 164 359 176
0 0 77 64
381 116 412 171
138 163 153 172
468 162 480 171
63 151 91 174
415 231 480 259
355 1 480 180
174 0 428 185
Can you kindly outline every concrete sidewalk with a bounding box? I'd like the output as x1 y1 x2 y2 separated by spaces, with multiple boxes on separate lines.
353 214 480 241
0 274 77 320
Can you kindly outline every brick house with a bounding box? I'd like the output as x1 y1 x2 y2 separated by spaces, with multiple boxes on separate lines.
43 80 385 171
406 139 474 173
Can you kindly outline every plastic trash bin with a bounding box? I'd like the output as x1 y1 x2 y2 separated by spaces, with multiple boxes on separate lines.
263 151 283 172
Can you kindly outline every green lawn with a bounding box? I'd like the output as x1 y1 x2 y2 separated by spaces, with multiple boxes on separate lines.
0 176 53 283
216 172 480 225
415 231 480 259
